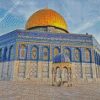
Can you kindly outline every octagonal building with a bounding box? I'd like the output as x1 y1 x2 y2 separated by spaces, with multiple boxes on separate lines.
0 8 100 85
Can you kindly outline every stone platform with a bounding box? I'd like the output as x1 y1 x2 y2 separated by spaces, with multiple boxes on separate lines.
0 81 100 100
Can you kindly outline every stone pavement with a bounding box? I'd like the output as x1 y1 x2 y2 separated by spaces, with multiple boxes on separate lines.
0 81 100 100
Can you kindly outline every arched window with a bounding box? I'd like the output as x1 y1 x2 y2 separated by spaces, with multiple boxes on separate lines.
95 52 97 64
54 47 60 57
85 48 90 62
74 48 81 62
99 55 100 65
97 54 99 65
20 44 26 59
63 48 71 62
43 47 49 60
31 46 38 60
9 45 14 60
96 53 98 64
3 47 7 60
94 51 96 63
0 48 2 59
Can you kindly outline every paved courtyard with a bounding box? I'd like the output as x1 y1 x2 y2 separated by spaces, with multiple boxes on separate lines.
0 81 100 100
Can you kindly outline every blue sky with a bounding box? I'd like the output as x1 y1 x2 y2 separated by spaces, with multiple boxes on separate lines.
0 0 100 43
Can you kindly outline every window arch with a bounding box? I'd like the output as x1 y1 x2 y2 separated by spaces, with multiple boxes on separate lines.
9 45 14 60
94 51 96 63
99 55 100 65
0 48 2 59
74 48 81 62
31 46 38 60
54 47 60 57
85 48 91 62
63 48 71 62
20 44 27 59
97 54 100 65
3 47 8 60
43 47 49 60
96 53 98 64
94 51 97 64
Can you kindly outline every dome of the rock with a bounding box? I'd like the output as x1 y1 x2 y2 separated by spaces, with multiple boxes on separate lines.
25 8 68 32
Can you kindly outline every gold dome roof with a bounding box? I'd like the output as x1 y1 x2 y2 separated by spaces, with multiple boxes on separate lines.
25 8 68 32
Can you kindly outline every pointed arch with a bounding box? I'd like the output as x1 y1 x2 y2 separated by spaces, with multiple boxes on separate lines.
85 48 91 62
31 46 39 60
20 44 27 59
74 48 81 62
0 48 2 60
9 45 14 60
43 46 49 61
3 47 8 60
94 51 97 64
54 47 60 57
63 48 71 62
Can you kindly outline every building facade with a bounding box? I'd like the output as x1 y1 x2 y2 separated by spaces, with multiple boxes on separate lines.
0 8 100 86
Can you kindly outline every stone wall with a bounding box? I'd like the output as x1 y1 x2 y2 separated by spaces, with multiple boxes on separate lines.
0 62 14 80
13 61 53 84
71 62 100 84
0 61 100 85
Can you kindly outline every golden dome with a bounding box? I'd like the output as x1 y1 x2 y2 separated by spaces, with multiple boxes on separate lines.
25 8 68 32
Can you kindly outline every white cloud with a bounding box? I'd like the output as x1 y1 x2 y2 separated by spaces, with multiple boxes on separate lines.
10 0 44 20
0 0 22 23
0 0 100 43
74 17 100 33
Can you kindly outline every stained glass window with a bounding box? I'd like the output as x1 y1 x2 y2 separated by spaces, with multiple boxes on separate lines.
74 48 80 62
63 48 71 62
20 44 26 59
4 47 7 60
32 46 38 60
54 47 60 57
9 46 14 60
0 48 2 59
85 48 90 62
43 47 49 60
